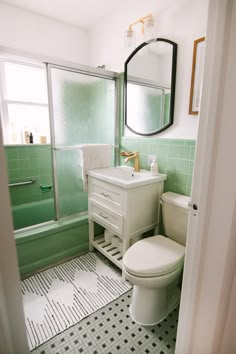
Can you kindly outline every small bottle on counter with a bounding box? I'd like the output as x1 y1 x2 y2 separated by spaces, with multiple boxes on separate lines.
24 131 30 144
150 159 158 176
29 132 33 144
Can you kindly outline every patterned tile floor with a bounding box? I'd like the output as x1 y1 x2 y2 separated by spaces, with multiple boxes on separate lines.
31 290 178 354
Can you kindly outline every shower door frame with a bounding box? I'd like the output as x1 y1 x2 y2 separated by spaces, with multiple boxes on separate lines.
46 62 120 221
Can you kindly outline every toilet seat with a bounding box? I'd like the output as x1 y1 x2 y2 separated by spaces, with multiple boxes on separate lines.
123 235 185 277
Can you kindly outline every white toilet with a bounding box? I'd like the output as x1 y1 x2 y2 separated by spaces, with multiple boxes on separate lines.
123 192 190 326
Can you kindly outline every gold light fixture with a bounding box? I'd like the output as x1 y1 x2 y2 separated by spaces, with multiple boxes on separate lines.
124 13 156 49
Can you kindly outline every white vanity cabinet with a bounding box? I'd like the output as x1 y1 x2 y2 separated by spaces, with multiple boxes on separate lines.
88 167 166 273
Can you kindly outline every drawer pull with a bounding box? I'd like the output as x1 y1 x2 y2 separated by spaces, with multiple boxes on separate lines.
100 192 112 199
99 212 109 219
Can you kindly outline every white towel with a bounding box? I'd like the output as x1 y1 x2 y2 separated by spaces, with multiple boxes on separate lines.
80 144 113 192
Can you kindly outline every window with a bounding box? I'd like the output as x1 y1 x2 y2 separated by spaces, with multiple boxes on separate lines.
0 60 50 144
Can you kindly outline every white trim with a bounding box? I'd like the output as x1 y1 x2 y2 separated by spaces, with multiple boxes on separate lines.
4 100 48 107
176 0 236 352
0 45 118 78
0 124 28 352
0 58 50 144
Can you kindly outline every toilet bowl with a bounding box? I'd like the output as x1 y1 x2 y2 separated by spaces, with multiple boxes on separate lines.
123 192 190 326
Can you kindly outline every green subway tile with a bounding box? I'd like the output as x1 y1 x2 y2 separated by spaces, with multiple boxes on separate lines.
29 158 40 169
166 158 178 172
167 145 179 158
18 159 29 169
120 137 196 196
166 171 176 185
148 143 158 156
178 146 191 160
19 168 33 178
188 160 194 174
17 147 29 160
158 145 168 159
140 154 148 169
173 183 187 195
158 162 167 174
28 146 40 158
184 140 196 147
159 139 184 146
7 159 19 170
39 176 53 184
164 180 172 192
8 169 21 179
138 143 148 154
190 146 196 160
6 147 18 160
41 192 54 200
177 160 190 174
185 187 192 196
187 174 193 188
175 173 188 186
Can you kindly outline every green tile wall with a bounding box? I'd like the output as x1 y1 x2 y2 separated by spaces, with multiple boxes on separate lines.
120 137 195 196
5 144 54 206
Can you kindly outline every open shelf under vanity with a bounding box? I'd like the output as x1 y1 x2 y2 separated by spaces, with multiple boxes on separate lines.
91 235 123 270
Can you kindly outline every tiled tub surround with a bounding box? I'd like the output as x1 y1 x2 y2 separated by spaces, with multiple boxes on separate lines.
120 137 195 196
5 144 54 229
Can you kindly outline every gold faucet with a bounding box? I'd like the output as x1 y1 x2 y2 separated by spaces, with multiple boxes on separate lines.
121 151 140 172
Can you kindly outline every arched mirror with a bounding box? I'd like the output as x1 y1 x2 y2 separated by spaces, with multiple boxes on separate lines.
124 38 177 136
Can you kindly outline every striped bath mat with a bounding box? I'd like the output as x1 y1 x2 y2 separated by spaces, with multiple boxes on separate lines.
21 252 131 351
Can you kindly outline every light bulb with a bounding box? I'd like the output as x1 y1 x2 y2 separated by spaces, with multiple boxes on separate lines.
124 28 135 48
143 17 156 43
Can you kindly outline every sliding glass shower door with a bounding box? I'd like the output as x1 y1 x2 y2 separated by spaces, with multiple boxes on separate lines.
47 64 117 219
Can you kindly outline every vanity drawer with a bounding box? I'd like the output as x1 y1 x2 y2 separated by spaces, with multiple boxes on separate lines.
89 200 123 236
89 177 124 213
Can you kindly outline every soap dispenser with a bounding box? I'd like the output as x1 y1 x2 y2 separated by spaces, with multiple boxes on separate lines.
150 159 158 176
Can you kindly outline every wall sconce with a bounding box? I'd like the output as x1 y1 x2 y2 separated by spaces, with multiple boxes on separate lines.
124 13 156 49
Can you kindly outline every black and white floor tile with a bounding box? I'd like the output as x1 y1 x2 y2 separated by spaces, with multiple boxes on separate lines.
32 290 178 354
21 252 131 350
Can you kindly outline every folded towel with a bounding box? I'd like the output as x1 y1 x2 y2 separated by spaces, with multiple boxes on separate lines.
80 144 113 192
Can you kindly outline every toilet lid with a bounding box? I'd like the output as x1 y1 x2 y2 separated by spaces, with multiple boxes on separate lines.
123 236 185 277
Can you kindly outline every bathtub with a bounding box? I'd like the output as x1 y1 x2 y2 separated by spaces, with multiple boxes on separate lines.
14 211 104 278
12 198 55 230
15 214 90 278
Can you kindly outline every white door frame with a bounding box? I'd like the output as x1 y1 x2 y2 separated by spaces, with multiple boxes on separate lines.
0 131 28 351
0 1 235 353
176 0 236 352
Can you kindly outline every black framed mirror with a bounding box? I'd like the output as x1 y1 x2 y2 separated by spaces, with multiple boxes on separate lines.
124 38 177 136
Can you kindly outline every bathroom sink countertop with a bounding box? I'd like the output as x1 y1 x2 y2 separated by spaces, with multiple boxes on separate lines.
88 165 166 189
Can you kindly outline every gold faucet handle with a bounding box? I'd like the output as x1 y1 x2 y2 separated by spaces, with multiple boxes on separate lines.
120 151 134 157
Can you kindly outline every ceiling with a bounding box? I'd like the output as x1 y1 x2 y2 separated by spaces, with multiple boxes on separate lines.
0 0 124 30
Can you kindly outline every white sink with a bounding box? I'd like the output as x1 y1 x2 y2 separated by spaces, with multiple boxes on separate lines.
88 165 166 189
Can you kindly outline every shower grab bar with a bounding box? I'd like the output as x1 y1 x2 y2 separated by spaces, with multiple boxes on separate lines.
8 178 36 187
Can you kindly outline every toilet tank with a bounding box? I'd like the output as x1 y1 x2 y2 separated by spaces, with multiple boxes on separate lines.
161 192 190 246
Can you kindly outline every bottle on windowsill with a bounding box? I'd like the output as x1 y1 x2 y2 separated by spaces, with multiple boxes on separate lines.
29 132 33 144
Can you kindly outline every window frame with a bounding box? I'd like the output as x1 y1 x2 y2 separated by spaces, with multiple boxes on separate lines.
0 58 49 145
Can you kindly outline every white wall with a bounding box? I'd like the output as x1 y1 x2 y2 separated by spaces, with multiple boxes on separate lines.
0 3 89 65
88 0 208 139
0 1 209 140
